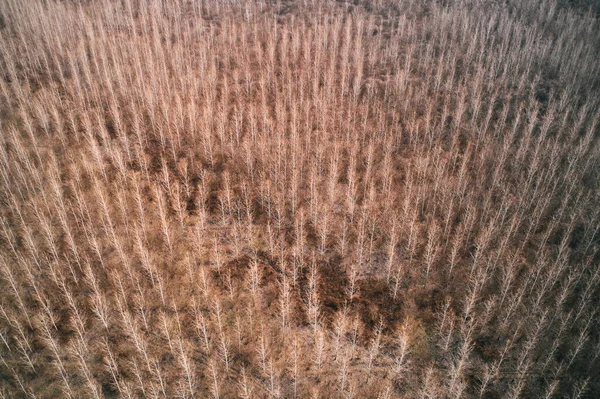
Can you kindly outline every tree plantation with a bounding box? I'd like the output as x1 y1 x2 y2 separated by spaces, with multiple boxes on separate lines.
0 0 599 398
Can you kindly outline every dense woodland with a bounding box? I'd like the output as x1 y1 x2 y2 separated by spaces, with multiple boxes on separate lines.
0 0 599 397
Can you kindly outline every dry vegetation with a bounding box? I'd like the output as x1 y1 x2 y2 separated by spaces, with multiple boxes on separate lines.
0 0 599 397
